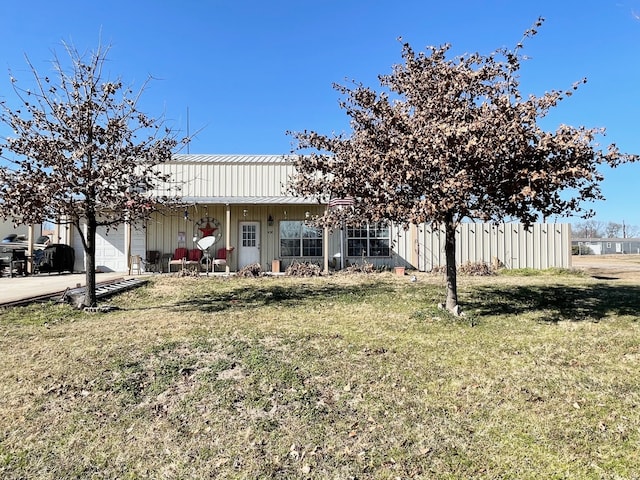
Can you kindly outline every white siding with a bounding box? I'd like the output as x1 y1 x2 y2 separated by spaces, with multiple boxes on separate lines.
72 222 146 273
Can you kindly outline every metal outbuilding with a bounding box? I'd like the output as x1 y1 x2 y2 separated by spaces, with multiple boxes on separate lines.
60 154 572 274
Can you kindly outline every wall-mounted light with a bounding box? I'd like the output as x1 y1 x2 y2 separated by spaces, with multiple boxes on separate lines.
184 209 189 220
283 210 287 219
243 208 248 217
305 211 310 219
268 214 274 226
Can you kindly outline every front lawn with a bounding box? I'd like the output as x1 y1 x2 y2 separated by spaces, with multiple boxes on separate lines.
1 272 638 479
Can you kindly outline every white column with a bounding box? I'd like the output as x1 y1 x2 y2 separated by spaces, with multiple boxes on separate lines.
124 215 132 274
323 206 329 274
27 224 34 274
225 204 231 274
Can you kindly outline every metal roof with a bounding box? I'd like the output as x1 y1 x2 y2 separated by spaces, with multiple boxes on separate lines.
171 154 296 164
178 196 322 205
572 237 640 242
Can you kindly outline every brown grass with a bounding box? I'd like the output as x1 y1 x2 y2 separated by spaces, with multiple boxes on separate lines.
1 270 639 479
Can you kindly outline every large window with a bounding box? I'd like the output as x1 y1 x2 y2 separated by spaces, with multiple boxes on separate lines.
347 223 390 257
280 221 323 257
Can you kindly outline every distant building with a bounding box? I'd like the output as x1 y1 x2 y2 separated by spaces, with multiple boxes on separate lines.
572 237 640 255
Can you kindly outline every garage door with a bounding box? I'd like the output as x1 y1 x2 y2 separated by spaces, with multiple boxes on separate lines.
73 223 146 273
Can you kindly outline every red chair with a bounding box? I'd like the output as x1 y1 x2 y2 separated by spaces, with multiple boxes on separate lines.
188 249 202 262
183 248 202 272
168 247 189 272
184 249 202 271
173 247 188 260
213 247 232 271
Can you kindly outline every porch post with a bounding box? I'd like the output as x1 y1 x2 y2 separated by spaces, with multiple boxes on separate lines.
124 215 132 274
54 221 61 244
225 203 231 274
27 224 34 274
53 216 67 244
323 205 329 274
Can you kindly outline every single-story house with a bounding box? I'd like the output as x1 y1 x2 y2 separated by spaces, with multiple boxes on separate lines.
572 237 640 255
56 154 572 274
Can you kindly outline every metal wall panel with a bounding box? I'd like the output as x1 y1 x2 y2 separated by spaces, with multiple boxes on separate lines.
153 161 297 199
148 158 572 273
146 204 326 272
144 211 570 273
413 223 571 271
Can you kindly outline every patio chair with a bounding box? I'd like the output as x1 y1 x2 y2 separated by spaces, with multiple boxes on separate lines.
168 247 189 272
0 247 26 277
213 247 231 272
145 250 162 273
161 253 172 273
129 255 143 275
185 249 202 271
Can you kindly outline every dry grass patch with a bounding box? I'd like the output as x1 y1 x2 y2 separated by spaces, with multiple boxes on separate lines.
1 272 639 478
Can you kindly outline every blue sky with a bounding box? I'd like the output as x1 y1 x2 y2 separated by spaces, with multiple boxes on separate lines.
1 0 639 226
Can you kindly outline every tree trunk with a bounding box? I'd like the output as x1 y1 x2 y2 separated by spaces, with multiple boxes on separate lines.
82 217 98 307
444 214 459 313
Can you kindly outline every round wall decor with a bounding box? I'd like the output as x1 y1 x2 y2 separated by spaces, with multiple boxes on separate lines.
193 217 223 245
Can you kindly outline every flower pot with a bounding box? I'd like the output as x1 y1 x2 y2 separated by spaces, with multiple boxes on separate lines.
394 266 405 276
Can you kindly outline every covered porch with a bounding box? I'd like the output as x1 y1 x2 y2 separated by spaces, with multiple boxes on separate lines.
144 200 329 274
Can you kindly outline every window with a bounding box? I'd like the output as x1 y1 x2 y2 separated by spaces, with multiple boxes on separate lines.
347 223 390 257
280 221 323 257
242 224 257 247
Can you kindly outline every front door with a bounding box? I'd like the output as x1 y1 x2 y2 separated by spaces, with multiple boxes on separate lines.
238 222 261 269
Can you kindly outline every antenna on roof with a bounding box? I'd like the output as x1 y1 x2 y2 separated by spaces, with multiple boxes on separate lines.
186 106 190 154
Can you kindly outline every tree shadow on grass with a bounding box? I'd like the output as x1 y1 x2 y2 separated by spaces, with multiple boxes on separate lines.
465 282 640 322
170 282 392 314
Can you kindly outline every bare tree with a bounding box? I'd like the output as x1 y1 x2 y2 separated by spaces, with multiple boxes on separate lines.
605 222 623 238
624 224 639 238
573 220 605 238
288 19 634 314
0 43 181 307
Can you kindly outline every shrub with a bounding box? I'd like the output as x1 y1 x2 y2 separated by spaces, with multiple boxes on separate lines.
430 261 496 276
572 245 594 255
341 260 377 274
285 261 322 277
237 262 263 277
458 261 496 276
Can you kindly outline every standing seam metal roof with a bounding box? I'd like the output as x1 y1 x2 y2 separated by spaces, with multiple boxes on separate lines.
178 196 321 205
171 154 296 164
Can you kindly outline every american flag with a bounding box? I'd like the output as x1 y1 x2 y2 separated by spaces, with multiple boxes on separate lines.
328 196 355 208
